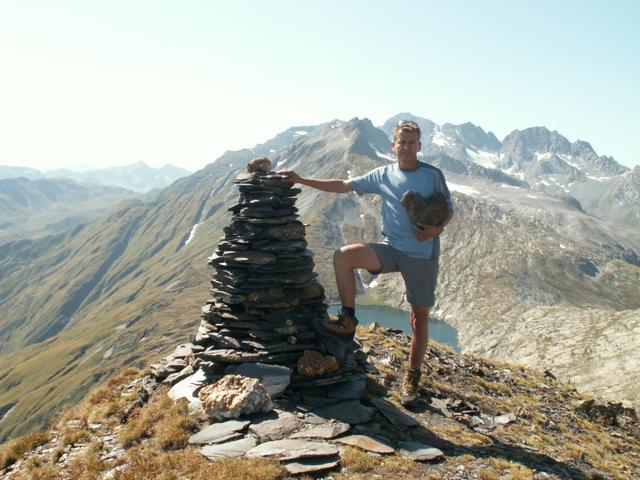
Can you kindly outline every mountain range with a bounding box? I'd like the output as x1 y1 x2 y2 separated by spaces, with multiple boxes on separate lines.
0 114 638 442
0 177 138 245
0 161 191 193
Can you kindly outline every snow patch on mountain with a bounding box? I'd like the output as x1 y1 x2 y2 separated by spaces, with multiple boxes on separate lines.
184 223 199 247
432 130 453 147
466 148 499 169
448 183 480 196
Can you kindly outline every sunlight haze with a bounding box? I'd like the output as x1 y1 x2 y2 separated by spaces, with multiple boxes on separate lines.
1 0 638 172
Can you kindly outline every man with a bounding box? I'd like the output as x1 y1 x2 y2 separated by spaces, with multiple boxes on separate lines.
280 120 453 406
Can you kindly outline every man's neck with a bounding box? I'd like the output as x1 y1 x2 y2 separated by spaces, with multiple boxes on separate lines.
398 157 418 170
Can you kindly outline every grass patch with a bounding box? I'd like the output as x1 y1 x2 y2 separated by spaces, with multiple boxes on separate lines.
382 454 415 474
66 441 107 480
340 446 377 473
0 431 50 469
61 427 91 446
113 447 285 480
478 469 500 480
118 392 198 450
11 456 62 480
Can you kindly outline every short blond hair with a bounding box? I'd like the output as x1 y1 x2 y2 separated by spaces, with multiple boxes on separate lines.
392 120 421 142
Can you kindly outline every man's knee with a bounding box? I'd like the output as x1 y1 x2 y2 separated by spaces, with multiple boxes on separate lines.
409 306 429 330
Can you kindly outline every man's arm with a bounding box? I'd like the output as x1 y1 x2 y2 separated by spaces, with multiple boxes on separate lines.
279 170 354 193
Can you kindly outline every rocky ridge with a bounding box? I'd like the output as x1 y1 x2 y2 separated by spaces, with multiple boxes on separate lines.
2 326 639 479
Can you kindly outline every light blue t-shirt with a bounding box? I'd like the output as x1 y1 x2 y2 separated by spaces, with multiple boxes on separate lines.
349 161 453 260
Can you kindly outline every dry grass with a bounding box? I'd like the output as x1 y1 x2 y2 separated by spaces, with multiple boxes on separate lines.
478 469 500 480
61 427 92 446
118 392 199 450
381 454 416 474
54 367 142 429
13 456 62 480
0 431 50 469
340 446 377 473
113 447 285 480
65 441 108 480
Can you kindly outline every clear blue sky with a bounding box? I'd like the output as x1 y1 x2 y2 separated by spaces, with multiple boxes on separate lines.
1 0 638 171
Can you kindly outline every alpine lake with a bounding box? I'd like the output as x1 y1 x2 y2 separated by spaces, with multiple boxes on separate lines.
328 304 460 352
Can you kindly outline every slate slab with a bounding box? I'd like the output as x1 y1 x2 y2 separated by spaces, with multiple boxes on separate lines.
290 421 350 440
168 369 207 415
335 434 395 454
188 420 250 445
313 400 374 425
199 436 258 459
283 456 340 475
227 362 291 398
398 441 444 461
249 411 301 441
370 397 421 429
326 375 366 400
246 439 339 461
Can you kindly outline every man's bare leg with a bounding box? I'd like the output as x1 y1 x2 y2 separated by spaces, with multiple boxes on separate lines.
402 304 430 406
333 244 382 308
408 305 430 370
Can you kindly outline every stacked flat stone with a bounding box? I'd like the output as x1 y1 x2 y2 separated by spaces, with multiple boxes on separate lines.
192 167 345 388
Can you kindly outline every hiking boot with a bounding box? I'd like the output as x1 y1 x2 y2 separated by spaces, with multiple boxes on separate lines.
400 368 422 407
322 310 358 335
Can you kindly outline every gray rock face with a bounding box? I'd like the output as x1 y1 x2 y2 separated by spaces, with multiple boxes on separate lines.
283 457 340 475
246 438 339 461
290 422 350 439
313 400 375 425
199 436 258 459
370 397 421 429
227 362 291 398
249 411 302 441
188 420 250 445
398 441 444 461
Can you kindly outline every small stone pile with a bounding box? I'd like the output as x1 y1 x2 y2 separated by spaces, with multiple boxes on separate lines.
151 157 366 407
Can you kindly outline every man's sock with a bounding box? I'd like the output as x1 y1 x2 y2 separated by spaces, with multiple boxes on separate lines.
341 305 356 317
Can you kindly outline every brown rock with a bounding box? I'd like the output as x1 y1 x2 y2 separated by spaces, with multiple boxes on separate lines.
247 157 272 173
401 190 450 227
297 350 339 377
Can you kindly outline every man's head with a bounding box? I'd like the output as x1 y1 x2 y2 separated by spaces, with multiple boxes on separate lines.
392 120 421 143
392 120 422 167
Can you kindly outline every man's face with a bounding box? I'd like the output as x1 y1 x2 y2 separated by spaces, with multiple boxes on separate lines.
392 130 421 165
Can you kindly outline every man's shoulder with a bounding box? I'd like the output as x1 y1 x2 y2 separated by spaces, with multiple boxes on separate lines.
416 160 444 175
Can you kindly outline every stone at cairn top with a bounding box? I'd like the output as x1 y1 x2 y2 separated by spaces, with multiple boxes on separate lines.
247 157 272 173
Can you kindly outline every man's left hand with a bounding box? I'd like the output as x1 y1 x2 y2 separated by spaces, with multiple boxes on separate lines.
414 223 443 241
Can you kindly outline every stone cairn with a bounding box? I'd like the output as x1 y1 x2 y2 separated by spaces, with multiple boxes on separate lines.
144 167 451 472
151 157 367 412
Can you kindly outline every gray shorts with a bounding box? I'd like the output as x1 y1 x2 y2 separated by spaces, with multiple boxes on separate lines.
367 243 439 307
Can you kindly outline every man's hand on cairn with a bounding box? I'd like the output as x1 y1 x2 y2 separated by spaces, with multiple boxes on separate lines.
414 222 443 241
277 170 302 184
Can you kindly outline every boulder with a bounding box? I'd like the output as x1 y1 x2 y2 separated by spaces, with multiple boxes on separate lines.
198 374 273 420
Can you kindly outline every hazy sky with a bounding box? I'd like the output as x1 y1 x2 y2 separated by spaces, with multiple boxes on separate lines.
1 1 638 172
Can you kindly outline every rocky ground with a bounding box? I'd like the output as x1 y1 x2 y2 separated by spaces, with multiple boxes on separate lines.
1 326 639 480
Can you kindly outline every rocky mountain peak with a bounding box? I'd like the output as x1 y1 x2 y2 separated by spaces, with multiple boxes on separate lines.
502 127 571 158
440 122 502 152
380 113 438 143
